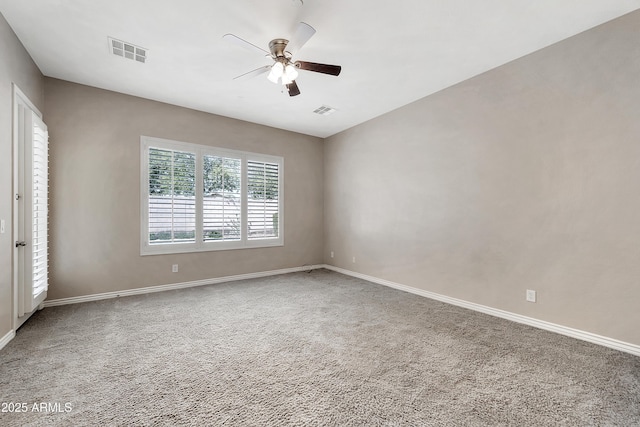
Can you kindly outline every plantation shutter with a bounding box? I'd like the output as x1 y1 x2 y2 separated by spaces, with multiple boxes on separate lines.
203 155 241 241
148 148 196 244
141 136 283 255
247 160 280 239
31 115 48 303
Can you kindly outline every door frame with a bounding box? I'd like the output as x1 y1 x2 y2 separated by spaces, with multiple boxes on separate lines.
12 84 43 330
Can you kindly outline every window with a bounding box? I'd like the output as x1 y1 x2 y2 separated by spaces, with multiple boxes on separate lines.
141 136 283 255
247 160 280 240
148 148 196 243
203 154 241 242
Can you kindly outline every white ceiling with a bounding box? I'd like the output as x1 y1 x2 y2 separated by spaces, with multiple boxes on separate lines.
1 0 639 138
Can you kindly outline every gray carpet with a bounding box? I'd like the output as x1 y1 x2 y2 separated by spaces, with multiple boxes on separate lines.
1 269 639 426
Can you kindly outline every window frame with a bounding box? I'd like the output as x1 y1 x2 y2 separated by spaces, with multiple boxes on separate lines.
140 136 284 256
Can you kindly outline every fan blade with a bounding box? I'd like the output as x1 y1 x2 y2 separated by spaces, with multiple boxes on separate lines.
232 65 271 81
286 80 301 97
286 22 316 55
295 61 341 76
223 34 269 56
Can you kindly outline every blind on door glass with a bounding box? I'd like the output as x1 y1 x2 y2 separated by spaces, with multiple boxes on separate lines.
32 123 48 298
148 148 196 243
247 160 279 240
203 155 241 241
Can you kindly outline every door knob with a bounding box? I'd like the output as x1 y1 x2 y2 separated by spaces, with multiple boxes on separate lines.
15 241 26 247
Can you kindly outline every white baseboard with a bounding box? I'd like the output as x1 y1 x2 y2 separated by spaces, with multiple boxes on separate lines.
0 330 16 351
323 264 640 358
43 264 324 308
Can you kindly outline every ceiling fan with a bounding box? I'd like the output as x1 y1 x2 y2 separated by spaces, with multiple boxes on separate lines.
223 22 342 97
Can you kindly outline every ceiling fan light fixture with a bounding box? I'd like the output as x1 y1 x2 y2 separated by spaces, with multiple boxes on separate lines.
267 72 280 84
267 62 284 84
285 64 299 81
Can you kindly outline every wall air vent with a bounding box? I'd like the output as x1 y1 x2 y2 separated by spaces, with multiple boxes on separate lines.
313 105 336 115
108 37 147 63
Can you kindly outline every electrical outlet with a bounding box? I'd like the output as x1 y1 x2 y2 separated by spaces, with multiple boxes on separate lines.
330 251 334 258
526 289 536 303
172 264 179 273
352 256 356 263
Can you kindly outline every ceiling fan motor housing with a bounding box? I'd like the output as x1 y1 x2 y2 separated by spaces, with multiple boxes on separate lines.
269 39 290 61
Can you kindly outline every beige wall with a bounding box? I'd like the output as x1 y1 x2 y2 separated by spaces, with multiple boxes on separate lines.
0 13 44 338
44 78 324 300
324 11 640 346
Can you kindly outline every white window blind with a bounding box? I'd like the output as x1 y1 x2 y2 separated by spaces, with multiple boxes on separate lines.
247 160 280 240
203 155 241 241
32 120 48 299
148 147 196 244
141 136 283 255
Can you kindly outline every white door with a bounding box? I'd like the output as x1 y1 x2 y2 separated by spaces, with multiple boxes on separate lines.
13 90 49 327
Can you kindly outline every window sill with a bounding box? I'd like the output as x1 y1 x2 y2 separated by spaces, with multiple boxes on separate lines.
140 238 284 256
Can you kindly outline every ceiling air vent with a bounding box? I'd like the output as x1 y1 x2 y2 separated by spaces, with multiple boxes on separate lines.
313 105 336 116
108 37 147 63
